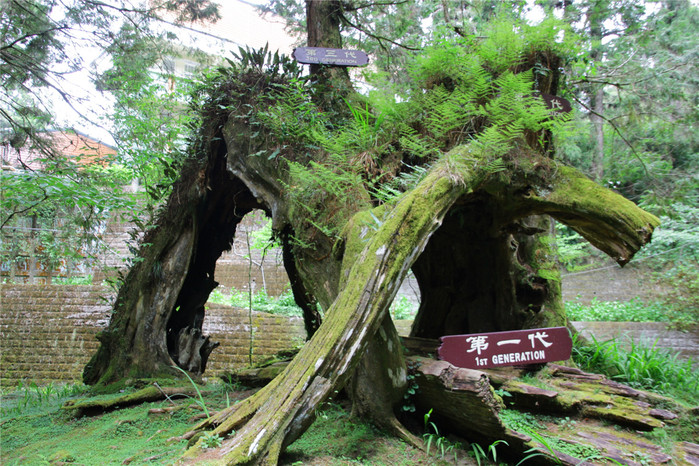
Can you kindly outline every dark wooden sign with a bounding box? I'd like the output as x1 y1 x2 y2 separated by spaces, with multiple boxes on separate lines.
438 327 572 370
293 47 369 66
540 93 572 115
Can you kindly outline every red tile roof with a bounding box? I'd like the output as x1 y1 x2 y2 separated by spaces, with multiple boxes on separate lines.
1 130 116 171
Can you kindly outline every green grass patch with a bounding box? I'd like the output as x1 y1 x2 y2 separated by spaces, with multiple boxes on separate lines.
1 384 465 466
0 382 243 466
207 286 305 317
565 297 696 324
281 402 465 465
572 334 699 405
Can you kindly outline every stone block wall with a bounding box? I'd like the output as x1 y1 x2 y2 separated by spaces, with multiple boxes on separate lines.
0 285 110 387
0 285 306 388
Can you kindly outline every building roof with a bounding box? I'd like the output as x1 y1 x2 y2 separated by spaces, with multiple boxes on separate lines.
1 130 117 171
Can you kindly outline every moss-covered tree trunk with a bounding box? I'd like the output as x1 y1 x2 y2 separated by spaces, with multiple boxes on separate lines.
82 4 660 463
177 147 657 464
83 135 265 387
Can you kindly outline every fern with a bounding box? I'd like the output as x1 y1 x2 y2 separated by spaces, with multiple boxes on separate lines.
200 16 576 254
372 163 430 203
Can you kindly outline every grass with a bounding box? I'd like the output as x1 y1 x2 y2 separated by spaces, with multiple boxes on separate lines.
572 334 699 405
207 286 306 317
207 286 420 321
565 297 696 324
282 402 469 465
1 384 470 466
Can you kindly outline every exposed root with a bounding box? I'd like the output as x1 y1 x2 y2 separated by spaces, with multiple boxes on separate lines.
384 415 424 450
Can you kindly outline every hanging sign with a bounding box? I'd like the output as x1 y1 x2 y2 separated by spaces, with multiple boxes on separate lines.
438 327 572 370
540 93 572 115
293 47 369 66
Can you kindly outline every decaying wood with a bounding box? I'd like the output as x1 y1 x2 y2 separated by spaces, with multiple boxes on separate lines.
179 155 472 465
176 327 220 374
222 362 290 388
400 357 696 465
408 356 508 441
62 384 206 417
169 146 661 464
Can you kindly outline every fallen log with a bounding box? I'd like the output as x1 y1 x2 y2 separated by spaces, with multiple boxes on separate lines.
405 357 696 465
408 356 507 441
62 384 206 417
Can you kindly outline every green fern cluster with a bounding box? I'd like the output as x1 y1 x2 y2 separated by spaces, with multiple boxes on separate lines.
191 18 576 250
397 18 574 161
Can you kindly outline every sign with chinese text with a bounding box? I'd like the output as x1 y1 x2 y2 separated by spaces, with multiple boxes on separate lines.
540 93 572 115
293 47 369 66
438 327 572 369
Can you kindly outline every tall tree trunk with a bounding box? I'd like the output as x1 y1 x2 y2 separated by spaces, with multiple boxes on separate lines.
588 1 606 181
83 135 263 387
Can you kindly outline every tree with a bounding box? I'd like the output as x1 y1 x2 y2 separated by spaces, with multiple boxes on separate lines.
1 0 222 280
83 2 658 464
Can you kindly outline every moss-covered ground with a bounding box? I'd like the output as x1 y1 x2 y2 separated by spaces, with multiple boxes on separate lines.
2 368 696 465
1 382 476 465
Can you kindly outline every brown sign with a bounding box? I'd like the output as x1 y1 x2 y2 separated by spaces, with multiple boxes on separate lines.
438 327 572 370
293 47 369 66
540 93 572 115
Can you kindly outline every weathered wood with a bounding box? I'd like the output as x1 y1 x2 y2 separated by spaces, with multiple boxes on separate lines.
62 385 205 417
176 327 220 374
408 356 507 440
405 358 692 465
222 363 290 388
180 155 473 464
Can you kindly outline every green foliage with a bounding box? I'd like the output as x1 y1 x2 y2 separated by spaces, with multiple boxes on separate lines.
554 223 604 272
572 334 699 404
501 410 608 464
171 365 210 419
398 19 573 160
1 381 88 418
390 296 417 320
469 439 508 466
639 203 699 262
565 298 695 324
371 163 430 204
0 153 137 281
285 153 370 245
207 286 304 318
422 409 458 459
200 432 222 449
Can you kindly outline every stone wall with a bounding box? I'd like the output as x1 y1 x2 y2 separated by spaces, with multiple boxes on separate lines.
560 261 667 304
0 285 306 388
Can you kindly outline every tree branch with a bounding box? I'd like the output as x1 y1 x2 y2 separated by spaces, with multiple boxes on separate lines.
572 95 650 178
339 13 421 51
341 0 410 12
1 184 49 229
0 26 69 52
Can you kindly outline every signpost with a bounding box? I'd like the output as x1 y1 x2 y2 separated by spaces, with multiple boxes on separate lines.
540 93 572 115
293 47 369 67
438 327 572 370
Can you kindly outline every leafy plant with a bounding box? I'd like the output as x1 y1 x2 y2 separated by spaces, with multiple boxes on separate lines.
172 365 210 419
422 409 457 459
565 297 694 324
200 432 223 449
390 296 417 320
207 286 304 318
572 334 699 404
470 439 508 466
